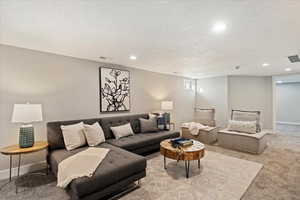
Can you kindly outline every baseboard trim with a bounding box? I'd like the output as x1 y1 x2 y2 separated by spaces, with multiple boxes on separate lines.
0 161 46 180
276 121 300 126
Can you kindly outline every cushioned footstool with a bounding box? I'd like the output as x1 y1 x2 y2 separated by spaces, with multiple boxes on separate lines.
217 129 268 154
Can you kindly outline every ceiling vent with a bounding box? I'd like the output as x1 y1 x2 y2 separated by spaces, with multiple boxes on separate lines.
288 55 300 63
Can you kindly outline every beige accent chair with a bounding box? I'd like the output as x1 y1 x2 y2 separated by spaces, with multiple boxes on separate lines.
218 110 268 154
182 108 218 144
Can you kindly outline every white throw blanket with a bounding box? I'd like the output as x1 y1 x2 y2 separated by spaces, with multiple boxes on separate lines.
57 147 110 188
182 122 209 136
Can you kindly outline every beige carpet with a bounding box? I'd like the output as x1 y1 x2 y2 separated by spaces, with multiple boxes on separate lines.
2 134 298 200
120 151 262 200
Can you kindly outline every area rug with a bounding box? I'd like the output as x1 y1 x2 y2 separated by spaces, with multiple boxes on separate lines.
0 151 262 200
120 151 263 200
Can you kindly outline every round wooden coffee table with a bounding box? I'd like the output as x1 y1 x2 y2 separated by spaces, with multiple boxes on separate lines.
160 139 205 178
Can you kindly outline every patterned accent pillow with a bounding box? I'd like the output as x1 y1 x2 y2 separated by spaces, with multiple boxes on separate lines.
227 120 257 134
140 117 159 133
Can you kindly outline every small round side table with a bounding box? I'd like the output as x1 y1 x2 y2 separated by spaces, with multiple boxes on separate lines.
0 141 48 193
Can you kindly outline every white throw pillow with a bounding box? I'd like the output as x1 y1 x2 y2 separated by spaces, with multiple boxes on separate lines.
61 122 86 151
227 120 257 134
83 122 106 146
110 123 134 139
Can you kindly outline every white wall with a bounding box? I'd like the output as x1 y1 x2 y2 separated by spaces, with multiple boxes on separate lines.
0 44 195 171
228 76 273 129
276 82 300 124
196 76 273 129
196 76 228 127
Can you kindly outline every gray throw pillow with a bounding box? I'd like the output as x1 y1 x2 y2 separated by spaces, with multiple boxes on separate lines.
110 123 134 139
140 117 159 133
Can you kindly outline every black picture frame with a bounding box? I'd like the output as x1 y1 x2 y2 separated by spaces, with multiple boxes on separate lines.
99 66 130 113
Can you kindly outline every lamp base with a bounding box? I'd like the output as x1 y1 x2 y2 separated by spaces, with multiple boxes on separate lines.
19 124 34 148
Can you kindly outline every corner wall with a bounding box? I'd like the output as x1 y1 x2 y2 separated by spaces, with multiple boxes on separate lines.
228 76 273 129
196 76 229 127
196 75 273 129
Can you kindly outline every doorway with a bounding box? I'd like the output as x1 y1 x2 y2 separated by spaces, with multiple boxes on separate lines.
275 75 300 136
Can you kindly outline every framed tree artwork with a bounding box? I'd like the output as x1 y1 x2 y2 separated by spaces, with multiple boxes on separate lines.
99 67 130 112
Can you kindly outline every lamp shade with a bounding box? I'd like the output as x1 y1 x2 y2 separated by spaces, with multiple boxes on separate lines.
12 104 43 123
161 101 173 110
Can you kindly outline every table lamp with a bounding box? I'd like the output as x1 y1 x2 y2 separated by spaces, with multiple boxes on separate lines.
11 103 43 148
161 101 173 130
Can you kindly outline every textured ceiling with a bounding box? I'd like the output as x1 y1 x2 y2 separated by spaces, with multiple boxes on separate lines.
1 0 300 78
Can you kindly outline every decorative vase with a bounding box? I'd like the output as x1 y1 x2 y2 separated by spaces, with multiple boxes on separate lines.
19 125 34 148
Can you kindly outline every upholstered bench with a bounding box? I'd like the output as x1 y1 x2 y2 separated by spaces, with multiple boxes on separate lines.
182 108 218 144
218 109 269 154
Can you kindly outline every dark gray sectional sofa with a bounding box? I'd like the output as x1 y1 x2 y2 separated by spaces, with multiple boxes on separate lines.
47 114 180 200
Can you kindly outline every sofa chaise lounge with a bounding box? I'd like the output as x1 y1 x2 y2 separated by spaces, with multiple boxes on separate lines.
47 113 180 200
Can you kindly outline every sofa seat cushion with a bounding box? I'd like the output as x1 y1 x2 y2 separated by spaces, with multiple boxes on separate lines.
106 131 180 151
49 143 146 198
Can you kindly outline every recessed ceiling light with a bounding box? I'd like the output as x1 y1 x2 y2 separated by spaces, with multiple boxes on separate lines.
276 80 283 84
212 22 227 33
262 63 270 67
285 68 292 72
129 55 137 60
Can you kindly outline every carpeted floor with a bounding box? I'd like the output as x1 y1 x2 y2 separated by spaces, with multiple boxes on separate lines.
120 151 262 200
0 134 299 200
207 134 300 200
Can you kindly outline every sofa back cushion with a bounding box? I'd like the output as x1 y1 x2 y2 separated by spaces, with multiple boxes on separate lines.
47 114 149 151
231 110 261 132
100 114 149 139
47 118 101 151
